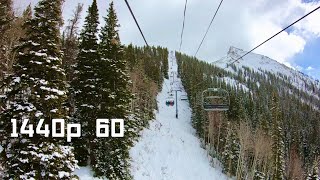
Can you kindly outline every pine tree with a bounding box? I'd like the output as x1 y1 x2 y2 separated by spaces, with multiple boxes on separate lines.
125 44 136 70
0 0 78 179
271 92 285 180
0 0 13 34
71 0 100 166
174 50 320 178
93 2 134 179
0 0 13 79
222 123 240 176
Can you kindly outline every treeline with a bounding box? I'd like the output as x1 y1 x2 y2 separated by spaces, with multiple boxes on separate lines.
0 0 167 179
176 52 320 179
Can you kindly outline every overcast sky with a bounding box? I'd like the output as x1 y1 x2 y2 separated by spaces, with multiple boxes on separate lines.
14 0 320 80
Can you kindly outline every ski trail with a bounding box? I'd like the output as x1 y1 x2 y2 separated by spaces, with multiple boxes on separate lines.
130 51 227 180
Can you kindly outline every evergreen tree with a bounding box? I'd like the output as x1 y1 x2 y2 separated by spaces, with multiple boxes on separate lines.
23 4 32 20
175 50 320 178
222 124 240 176
160 46 169 79
0 0 13 79
0 0 13 34
71 0 100 166
125 44 136 70
93 2 134 179
0 0 77 179
271 92 285 180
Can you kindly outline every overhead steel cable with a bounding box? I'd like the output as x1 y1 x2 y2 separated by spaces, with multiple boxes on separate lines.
179 0 188 52
124 0 149 46
188 4 320 91
227 4 320 66
194 0 224 57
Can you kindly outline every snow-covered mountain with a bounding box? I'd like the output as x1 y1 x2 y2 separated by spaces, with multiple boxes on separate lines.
213 46 320 109
216 47 295 76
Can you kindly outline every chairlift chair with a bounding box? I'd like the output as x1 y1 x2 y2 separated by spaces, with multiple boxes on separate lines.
180 94 188 101
202 88 230 111
165 97 175 106
170 72 174 78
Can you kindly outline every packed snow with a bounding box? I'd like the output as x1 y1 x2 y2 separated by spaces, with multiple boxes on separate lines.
74 167 105 180
129 52 227 180
74 52 228 179
0 51 229 179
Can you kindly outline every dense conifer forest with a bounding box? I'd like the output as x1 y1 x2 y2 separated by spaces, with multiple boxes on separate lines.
0 0 319 179
0 0 167 179
176 52 320 179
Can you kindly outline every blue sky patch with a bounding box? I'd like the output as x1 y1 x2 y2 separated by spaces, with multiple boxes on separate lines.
292 37 320 80
302 0 320 3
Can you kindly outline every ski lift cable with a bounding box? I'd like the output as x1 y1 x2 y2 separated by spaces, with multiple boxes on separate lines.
123 0 149 47
186 4 320 92
194 0 224 57
227 4 320 66
179 0 188 52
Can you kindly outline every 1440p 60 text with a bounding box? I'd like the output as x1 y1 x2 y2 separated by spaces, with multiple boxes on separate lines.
10 119 124 142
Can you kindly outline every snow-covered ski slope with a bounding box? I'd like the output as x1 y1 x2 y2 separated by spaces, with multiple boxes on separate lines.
74 52 227 179
129 51 227 180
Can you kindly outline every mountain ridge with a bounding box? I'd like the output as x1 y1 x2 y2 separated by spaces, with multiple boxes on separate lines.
214 46 318 82
212 46 320 109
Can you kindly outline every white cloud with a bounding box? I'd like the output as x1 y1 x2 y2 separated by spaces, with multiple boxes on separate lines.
14 0 320 70
249 20 306 64
306 66 315 71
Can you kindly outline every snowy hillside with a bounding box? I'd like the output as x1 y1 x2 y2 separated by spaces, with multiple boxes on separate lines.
74 52 228 179
176 50 320 179
215 47 297 76
213 46 320 105
129 52 227 180
215 47 319 88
